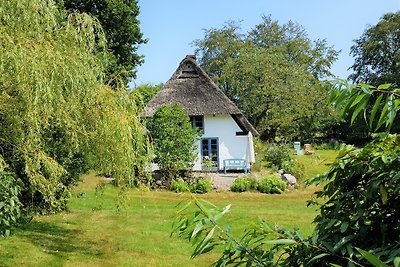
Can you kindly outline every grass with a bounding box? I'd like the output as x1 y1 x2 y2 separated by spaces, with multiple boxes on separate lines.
294 150 339 180
0 150 338 266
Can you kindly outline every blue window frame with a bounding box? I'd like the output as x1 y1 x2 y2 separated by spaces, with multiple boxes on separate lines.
201 138 219 168
190 116 204 131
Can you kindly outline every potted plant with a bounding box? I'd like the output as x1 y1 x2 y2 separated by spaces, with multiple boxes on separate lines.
202 156 218 172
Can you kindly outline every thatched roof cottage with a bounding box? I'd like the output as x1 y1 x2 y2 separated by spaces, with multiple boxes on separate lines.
145 55 259 172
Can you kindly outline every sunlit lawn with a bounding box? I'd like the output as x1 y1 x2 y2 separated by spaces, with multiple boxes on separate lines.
294 149 339 180
0 150 338 266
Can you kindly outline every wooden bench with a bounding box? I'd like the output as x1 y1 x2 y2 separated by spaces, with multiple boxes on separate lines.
223 159 249 174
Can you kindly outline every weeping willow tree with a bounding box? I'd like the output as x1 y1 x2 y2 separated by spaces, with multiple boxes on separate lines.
0 0 151 215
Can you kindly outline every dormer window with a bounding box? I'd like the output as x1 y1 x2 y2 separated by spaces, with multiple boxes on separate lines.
182 63 194 72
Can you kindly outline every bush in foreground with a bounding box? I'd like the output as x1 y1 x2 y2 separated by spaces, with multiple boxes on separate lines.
170 179 190 193
0 173 22 236
230 177 258 192
169 178 212 194
190 178 212 194
257 175 287 194
231 176 286 194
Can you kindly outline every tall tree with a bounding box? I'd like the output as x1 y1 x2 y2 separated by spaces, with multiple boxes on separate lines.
349 12 400 87
193 21 244 95
194 15 339 140
248 15 338 79
0 0 151 214
60 0 146 86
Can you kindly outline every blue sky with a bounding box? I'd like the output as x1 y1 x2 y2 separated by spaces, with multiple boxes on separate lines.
132 1 399 87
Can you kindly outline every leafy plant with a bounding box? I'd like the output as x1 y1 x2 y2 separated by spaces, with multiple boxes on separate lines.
0 172 22 236
281 159 305 183
264 143 291 169
331 80 400 132
172 199 313 266
230 176 257 192
257 175 286 194
190 178 212 194
202 157 217 169
170 179 190 193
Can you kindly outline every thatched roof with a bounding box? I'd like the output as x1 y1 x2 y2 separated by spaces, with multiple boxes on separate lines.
144 55 259 136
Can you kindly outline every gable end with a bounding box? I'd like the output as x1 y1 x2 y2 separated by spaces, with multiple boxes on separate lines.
230 114 249 136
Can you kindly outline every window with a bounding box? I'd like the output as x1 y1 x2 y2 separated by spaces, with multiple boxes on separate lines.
182 63 194 72
190 116 203 131
201 138 219 167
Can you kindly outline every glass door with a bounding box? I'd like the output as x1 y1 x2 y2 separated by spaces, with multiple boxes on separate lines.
201 138 219 169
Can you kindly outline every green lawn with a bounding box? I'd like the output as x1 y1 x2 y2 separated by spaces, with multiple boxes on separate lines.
0 150 338 266
294 149 339 180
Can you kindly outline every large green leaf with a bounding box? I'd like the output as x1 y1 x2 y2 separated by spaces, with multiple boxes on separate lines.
355 247 389 267
351 93 369 124
369 94 383 129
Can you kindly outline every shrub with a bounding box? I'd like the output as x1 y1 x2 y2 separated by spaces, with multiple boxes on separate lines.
170 179 190 193
257 175 286 194
147 103 198 180
190 178 212 194
0 172 23 236
281 159 305 183
230 176 258 192
264 143 291 169
312 140 343 150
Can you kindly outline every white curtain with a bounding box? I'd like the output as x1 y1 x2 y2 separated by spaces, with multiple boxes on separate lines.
246 132 256 163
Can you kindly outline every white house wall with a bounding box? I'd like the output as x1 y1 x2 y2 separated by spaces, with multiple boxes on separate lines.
193 114 250 171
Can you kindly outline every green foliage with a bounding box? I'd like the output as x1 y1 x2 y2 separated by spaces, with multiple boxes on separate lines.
172 82 400 266
281 159 305 183
257 175 286 194
170 179 190 193
170 178 212 194
230 176 286 194
355 247 391 267
230 176 258 192
312 140 343 150
172 199 307 266
304 135 400 266
60 0 146 85
194 15 339 140
131 83 162 110
331 80 400 132
190 178 212 194
349 12 400 87
0 0 151 214
0 172 22 236
264 143 291 168
147 103 198 179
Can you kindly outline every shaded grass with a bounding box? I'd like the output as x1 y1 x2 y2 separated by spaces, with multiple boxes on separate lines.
0 173 323 267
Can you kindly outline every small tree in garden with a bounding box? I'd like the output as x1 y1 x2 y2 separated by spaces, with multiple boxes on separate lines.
147 103 198 179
